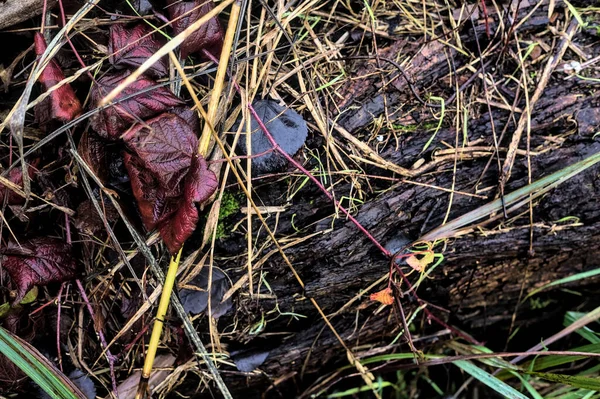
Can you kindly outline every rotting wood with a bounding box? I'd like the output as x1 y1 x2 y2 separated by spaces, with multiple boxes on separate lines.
0 0 57 30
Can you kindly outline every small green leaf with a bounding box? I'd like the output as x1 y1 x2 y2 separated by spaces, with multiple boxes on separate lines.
564 0 587 27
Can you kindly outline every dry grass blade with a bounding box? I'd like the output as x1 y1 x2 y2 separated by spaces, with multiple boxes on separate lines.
499 19 578 190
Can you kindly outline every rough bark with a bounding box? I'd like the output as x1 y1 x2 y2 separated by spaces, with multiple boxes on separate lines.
0 0 57 30
212 3 600 397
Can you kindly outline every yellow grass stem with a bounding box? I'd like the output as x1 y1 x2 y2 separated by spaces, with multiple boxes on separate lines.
136 3 241 397
135 248 182 399
198 0 241 155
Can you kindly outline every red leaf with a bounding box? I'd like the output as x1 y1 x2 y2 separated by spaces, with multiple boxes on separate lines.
124 152 178 230
0 162 38 205
90 70 183 139
158 154 218 254
109 24 168 78
123 113 198 192
33 33 82 123
1 238 77 305
166 0 224 59
123 114 217 254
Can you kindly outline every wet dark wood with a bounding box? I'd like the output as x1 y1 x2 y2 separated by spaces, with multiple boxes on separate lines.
213 3 600 397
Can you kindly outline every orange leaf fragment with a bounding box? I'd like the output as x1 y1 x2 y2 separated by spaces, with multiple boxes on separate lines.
406 251 435 272
370 288 394 306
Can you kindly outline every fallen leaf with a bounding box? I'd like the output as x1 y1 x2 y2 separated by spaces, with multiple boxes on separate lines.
123 113 197 192
123 114 217 253
370 288 394 305
109 23 168 78
231 349 270 372
166 0 224 59
0 162 37 205
158 154 218 254
236 99 308 173
90 70 183 139
33 33 82 123
178 267 231 318
405 251 434 272
1 238 77 305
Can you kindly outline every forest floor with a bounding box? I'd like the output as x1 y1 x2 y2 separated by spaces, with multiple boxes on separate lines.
0 0 599 398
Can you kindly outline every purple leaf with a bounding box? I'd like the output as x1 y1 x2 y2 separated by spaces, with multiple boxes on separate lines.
109 23 168 78
166 0 224 59
90 71 183 139
1 238 77 305
123 114 218 254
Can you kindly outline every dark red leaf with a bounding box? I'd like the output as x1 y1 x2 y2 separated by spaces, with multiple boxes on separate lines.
158 154 218 253
123 113 197 192
166 0 224 59
1 238 77 305
34 33 82 123
0 162 38 205
123 114 217 253
171 106 201 133
90 70 183 139
109 24 168 78
124 152 178 230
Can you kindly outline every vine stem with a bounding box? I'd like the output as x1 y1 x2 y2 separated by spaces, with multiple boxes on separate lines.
202 50 392 258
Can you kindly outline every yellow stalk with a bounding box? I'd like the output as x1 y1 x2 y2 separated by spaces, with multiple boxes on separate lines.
135 249 182 399
136 2 241 397
198 0 241 155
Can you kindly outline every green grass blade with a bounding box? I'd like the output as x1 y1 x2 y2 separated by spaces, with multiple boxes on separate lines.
524 267 600 302
525 371 600 391
508 370 545 399
564 312 600 344
0 327 86 399
453 360 529 399
326 379 394 398
421 151 600 242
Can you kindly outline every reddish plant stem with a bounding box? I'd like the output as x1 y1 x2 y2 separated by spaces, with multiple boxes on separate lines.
65 211 118 394
201 50 391 257
391 261 481 345
75 279 118 395
56 283 65 371
202 50 478 345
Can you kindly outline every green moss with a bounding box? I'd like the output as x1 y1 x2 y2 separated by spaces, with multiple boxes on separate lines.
215 191 241 239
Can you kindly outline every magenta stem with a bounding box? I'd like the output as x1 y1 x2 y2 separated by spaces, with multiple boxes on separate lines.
75 279 118 395
201 49 391 258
